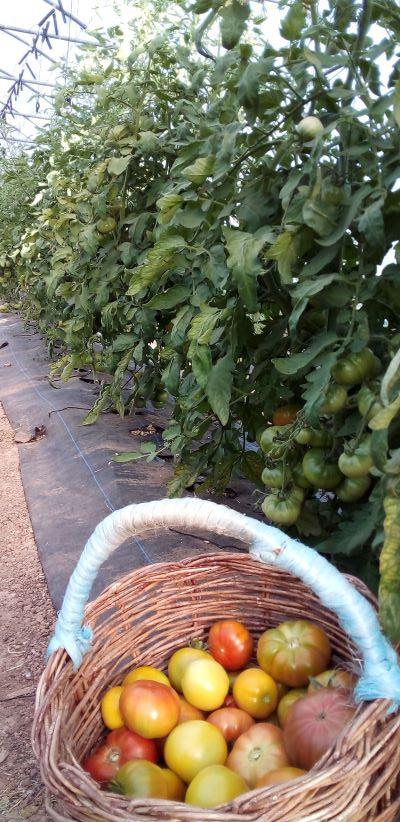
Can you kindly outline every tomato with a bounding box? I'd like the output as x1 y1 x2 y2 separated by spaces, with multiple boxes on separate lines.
272 405 300 426
259 425 291 458
152 390 168 408
283 688 356 769
96 216 117 234
119 680 179 738
164 720 228 783
182 657 229 711
291 462 312 489
107 727 158 763
257 620 331 688
262 491 301 526
332 348 380 386
161 768 186 801
227 723 290 788
207 707 255 743
357 384 382 421
224 693 238 708
338 438 373 478
294 428 332 447
185 765 248 808
307 669 357 694
168 647 209 692
256 766 306 787
123 665 169 687
83 744 122 783
277 688 307 727
296 116 324 139
177 696 205 723
261 463 290 489
233 668 278 719
320 385 347 415
289 484 306 503
302 449 343 490
101 686 124 730
109 760 167 798
275 682 289 701
208 620 253 671
336 475 371 502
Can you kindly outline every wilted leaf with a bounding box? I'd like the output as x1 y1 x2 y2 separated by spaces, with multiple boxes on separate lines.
369 393 400 430
224 225 273 311
82 386 111 425
182 155 215 185
267 230 301 284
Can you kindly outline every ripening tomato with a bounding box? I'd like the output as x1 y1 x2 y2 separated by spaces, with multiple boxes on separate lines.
302 449 343 490
277 688 307 727
283 689 356 769
208 620 253 671
101 686 124 730
109 760 167 798
168 647 209 692
296 116 324 139
256 767 306 788
207 707 255 743
83 744 122 783
257 620 331 687
185 765 248 808
122 665 169 687
84 727 158 783
161 768 186 801
272 405 300 426
227 723 290 788
177 696 205 723
233 668 278 719
307 669 357 694
119 680 179 738
182 657 229 711
164 720 228 783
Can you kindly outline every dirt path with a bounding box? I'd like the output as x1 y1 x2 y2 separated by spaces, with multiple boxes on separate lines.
0 404 54 820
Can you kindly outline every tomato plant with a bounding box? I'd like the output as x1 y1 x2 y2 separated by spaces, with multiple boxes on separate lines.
283 689 356 769
257 620 331 687
164 720 228 783
227 723 289 788
119 680 179 738
208 619 253 671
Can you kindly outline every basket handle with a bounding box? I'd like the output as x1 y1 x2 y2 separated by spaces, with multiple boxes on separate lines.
47 497 400 709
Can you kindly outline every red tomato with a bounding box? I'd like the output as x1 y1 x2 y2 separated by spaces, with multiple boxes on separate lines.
283 689 356 769
227 723 290 788
256 767 306 787
257 620 331 687
119 681 179 739
208 620 253 671
224 694 238 708
272 405 300 426
207 707 255 743
83 728 158 784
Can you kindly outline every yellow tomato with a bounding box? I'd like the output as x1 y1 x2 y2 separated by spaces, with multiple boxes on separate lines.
123 665 169 687
161 768 186 801
181 657 229 711
233 668 278 719
185 765 248 808
164 720 227 783
101 685 124 729
168 647 209 692
277 688 307 727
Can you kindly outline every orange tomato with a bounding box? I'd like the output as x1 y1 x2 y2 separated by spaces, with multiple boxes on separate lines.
120 681 179 739
177 696 205 723
233 668 278 719
161 768 186 801
101 686 124 730
272 405 300 426
123 665 169 687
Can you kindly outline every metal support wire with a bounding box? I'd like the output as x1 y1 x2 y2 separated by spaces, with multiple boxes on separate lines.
0 70 54 88
42 0 88 31
0 25 96 46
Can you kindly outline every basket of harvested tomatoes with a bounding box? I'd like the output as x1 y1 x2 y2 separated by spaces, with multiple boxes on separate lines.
33 498 400 821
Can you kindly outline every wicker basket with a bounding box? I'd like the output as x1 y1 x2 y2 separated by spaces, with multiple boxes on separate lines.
33 498 400 821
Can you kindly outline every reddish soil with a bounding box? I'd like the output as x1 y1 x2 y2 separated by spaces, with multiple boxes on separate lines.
0 404 54 820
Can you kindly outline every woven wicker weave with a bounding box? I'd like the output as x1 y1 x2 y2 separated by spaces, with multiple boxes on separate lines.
32 500 400 821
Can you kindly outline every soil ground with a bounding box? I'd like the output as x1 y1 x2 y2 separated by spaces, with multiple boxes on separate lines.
0 403 54 820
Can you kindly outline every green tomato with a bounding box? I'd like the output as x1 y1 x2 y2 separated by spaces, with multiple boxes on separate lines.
292 462 312 489
338 439 373 478
259 425 291 458
302 449 343 490
134 397 146 409
96 217 117 234
261 463 291 489
336 475 371 503
320 385 347 415
296 116 324 139
262 493 301 526
357 385 383 421
289 484 306 504
152 389 168 409
332 348 380 386
294 428 332 447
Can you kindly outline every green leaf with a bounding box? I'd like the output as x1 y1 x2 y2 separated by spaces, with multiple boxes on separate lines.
127 236 186 295
280 3 306 40
303 195 339 237
112 333 136 352
81 386 111 425
358 199 385 247
272 331 337 376
112 442 157 463
239 451 264 486
267 230 301 284
317 494 381 555
107 155 131 176
302 351 338 416
162 354 181 395
144 284 191 310
167 461 199 497
156 192 183 225
182 156 215 186
370 429 389 472
289 273 337 334
369 393 400 430
190 341 212 388
317 185 371 247
299 244 340 278
223 226 273 311
219 0 250 50
137 131 159 154
188 307 222 345
206 353 234 425
394 80 400 128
